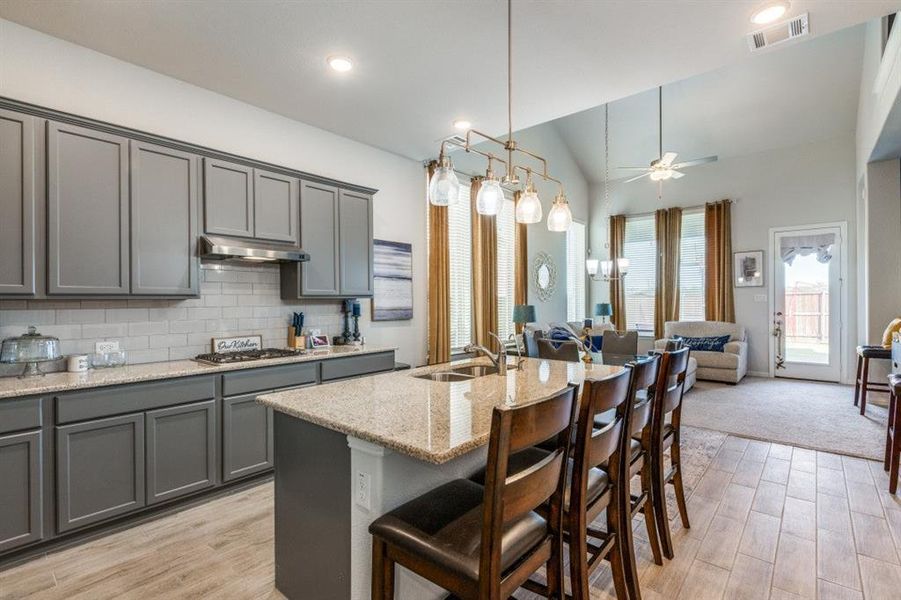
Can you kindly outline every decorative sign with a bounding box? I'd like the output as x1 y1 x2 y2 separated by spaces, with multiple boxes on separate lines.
211 335 262 353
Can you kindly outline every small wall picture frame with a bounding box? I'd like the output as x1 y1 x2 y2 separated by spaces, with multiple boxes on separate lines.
734 250 764 287
310 334 330 349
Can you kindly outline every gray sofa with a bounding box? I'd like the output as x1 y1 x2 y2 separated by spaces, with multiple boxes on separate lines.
655 321 748 384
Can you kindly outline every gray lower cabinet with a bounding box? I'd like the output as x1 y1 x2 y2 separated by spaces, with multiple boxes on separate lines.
146 400 217 504
56 413 145 533
338 189 374 296
0 109 36 295
253 169 299 244
204 158 254 238
47 121 130 295
222 394 274 482
0 430 42 553
130 141 200 296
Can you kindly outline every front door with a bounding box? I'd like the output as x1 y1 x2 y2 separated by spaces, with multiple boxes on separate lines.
772 225 843 382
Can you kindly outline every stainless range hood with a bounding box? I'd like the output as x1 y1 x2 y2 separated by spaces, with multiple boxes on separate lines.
199 235 310 263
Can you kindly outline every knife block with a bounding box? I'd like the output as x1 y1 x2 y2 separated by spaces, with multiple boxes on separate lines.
287 328 307 350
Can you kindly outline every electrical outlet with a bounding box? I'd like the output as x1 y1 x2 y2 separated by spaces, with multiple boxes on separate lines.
356 471 371 511
95 340 120 354
754 294 767 303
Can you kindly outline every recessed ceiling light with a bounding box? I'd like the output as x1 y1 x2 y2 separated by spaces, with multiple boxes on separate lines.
751 1 789 25
453 119 472 130
327 56 354 72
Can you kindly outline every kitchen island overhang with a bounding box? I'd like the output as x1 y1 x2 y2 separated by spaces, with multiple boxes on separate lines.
257 357 625 600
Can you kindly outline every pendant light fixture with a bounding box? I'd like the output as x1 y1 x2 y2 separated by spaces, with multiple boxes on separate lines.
427 0 570 231
475 159 504 216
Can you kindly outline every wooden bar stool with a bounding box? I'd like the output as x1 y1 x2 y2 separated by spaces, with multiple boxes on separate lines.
646 348 692 560
885 374 901 494
368 384 578 600
855 345 892 415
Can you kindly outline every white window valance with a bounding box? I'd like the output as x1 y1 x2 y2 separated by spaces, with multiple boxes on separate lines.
780 233 835 265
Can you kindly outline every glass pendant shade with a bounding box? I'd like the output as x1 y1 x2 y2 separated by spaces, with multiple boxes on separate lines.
586 258 599 276
475 177 503 216
515 189 542 224
546 194 573 232
428 157 461 206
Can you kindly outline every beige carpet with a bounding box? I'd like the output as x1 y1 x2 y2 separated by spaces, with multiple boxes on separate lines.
682 376 888 460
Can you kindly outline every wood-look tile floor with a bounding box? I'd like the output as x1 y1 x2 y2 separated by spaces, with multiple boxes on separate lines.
3 435 901 599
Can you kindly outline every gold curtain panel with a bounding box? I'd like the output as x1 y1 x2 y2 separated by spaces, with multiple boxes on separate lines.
609 215 627 331
471 178 498 346
426 161 451 364
655 207 682 338
514 191 528 333
705 199 735 322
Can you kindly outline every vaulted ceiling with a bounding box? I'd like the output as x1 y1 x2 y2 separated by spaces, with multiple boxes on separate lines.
1 0 897 161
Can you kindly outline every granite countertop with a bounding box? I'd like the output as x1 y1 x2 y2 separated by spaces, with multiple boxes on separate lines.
0 345 396 400
257 357 625 464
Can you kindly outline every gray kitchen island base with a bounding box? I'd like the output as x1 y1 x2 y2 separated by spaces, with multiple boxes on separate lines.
272 413 488 600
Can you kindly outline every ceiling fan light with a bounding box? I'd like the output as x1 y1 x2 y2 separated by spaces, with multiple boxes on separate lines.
428 156 461 206
476 177 503 216
516 189 542 224
649 170 667 181
546 194 572 232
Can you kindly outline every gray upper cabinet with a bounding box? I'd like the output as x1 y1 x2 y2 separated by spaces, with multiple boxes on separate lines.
282 181 341 297
203 158 254 238
146 400 217 505
253 169 298 244
130 141 200 296
56 413 145 533
0 430 42 553
47 122 130 295
338 190 374 296
0 110 36 295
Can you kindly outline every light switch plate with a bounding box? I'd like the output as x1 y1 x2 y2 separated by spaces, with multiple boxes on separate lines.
754 294 767 303
95 340 120 354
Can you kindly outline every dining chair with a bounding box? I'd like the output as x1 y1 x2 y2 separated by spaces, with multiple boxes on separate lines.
602 331 639 356
646 347 692 559
886 374 901 494
369 385 578 599
538 338 582 362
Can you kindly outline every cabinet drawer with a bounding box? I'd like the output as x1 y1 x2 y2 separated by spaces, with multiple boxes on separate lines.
56 376 216 424
222 362 319 396
0 397 42 434
320 352 395 382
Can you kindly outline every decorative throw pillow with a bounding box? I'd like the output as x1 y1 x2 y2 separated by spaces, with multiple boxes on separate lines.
673 334 732 353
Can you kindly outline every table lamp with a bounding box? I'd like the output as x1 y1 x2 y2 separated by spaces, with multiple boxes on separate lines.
595 303 612 324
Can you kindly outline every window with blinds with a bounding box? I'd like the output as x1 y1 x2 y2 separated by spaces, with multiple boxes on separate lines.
496 195 516 342
679 209 706 321
566 222 587 322
448 185 473 351
624 215 656 334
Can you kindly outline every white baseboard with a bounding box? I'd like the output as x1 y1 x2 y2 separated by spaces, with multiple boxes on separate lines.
747 371 771 378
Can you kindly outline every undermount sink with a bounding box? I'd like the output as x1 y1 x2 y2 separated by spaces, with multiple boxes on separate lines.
450 365 499 377
414 372 475 382
413 363 500 382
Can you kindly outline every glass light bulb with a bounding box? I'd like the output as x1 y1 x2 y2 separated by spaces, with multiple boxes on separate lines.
649 170 666 181
546 195 572 232
586 259 599 276
476 178 503 216
428 160 461 206
515 189 542 224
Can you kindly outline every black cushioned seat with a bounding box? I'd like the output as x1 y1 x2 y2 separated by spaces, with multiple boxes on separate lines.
858 345 892 359
368 479 547 582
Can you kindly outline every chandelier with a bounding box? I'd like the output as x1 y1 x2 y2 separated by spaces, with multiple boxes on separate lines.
586 104 628 282
427 0 573 232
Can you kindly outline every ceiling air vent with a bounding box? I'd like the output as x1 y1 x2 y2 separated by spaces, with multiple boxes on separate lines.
747 12 809 52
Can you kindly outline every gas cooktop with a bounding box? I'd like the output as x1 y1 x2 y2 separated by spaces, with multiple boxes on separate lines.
193 348 305 365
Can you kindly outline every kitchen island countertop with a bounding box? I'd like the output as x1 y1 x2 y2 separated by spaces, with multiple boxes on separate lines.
257 356 625 464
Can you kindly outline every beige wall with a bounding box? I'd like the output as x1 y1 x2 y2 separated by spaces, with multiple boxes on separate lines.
588 135 858 379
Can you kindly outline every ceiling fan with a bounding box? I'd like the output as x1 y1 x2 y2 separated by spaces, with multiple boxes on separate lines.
619 86 717 183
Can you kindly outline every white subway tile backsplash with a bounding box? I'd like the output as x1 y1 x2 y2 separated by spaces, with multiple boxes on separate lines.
106 308 150 323
128 321 169 336
0 265 342 365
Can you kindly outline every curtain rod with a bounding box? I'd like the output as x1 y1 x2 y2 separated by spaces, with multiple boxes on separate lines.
613 198 738 220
